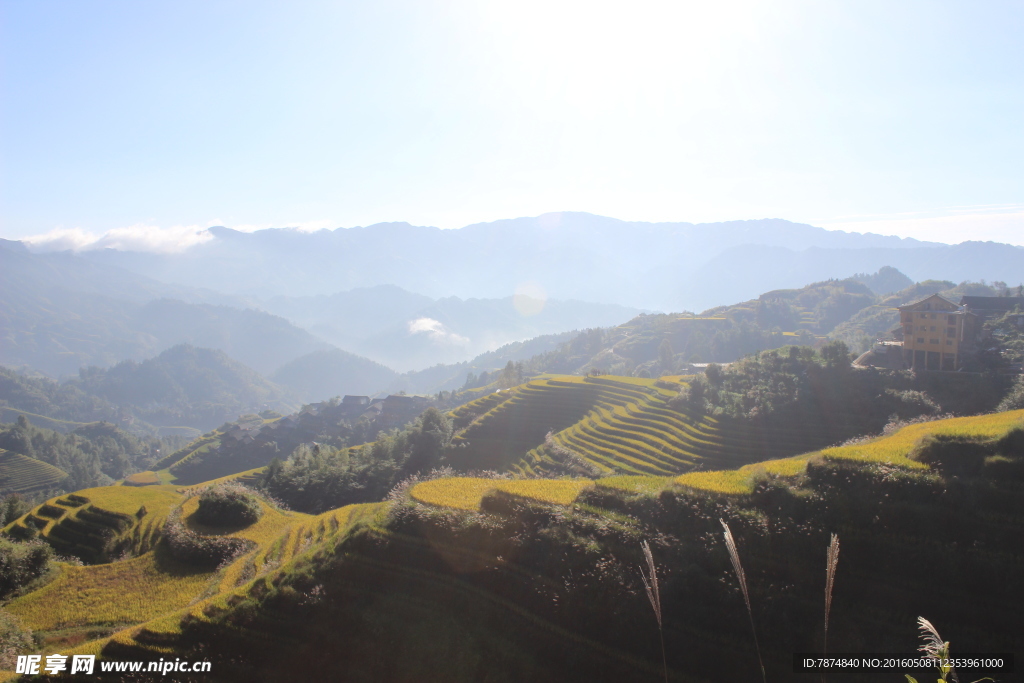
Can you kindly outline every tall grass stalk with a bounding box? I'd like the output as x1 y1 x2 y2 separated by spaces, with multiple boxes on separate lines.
720 519 766 683
639 540 668 683
822 533 839 683
905 617 993 683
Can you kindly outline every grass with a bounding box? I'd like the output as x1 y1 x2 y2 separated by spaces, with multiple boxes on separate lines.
182 466 267 490
71 486 182 518
673 455 813 495
123 471 159 486
596 475 670 495
410 477 593 511
819 409 1024 468
4 550 216 631
0 449 67 493
676 470 757 495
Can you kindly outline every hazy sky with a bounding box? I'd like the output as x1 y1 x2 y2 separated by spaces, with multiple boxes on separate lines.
2 0 1022 248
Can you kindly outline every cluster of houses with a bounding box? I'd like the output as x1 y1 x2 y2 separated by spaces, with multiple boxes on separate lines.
887 294 1024 372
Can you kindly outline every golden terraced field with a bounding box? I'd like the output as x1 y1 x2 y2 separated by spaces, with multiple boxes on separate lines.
2 408 1022 677
449 375 843 477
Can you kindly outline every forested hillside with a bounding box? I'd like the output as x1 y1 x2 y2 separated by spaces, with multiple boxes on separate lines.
0 244 328 377
2 346 298 433
269 348 398 403
0 416 176 495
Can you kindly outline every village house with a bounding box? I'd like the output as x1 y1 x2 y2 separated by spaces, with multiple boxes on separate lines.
897 294 978 371
958 295 1024 321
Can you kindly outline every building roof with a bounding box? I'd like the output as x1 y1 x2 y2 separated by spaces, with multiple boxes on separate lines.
897 293 958 310
959 296 1024 311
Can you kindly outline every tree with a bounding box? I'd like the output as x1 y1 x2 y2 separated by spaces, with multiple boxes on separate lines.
998 374 1024 411
659 339 675 373
820 340 851 369
0 496 30 527
705 363 724 387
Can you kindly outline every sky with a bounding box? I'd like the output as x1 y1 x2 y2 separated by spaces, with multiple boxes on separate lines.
2 0 1022 249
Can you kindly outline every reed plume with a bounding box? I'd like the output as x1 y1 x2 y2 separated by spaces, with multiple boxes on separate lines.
639 540 668 683
917 617 960 683
822 533 840 683
720 519 766 683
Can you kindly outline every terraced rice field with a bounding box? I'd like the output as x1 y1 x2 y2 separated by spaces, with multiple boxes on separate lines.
450 375 840 477
123 471 160 486
97 503 380 659
1 476 380 668
4 410 1019 673
186 466 267 490
411 477 593 511
0 448 67 493
4 551 217 631
820 409 1024 468
2 486 183 561
154 433 223 472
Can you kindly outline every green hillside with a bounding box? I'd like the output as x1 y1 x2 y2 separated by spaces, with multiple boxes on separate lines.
1 409 1019 682
1 345 296 435
0 449 67 494
269 347 399 403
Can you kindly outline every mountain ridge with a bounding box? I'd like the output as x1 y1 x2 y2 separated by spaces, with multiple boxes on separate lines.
20 214 986 312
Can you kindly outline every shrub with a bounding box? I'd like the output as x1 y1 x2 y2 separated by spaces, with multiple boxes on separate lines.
194 483 263 528
997 373 1024 411
0 609 34 670
912 434 989 477
0 537 55 600
162 508 253 568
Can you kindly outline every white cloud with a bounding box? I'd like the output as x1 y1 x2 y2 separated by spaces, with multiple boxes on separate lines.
407 317 470 346
24 224 214 253
23 218 340 253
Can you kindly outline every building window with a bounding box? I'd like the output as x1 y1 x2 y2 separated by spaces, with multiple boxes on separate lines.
930 326 936 332
948 315 957 325
947 327 956 336
930 338 939 344
946 340 953 345
917 337 925 343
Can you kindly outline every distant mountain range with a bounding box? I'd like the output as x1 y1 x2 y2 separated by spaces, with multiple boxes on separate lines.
260 285 639 371
0 344 297 433
7 213 1024 384
0 240 327 377
1 239 640 376
4 266 1012 431
29 212 1020 312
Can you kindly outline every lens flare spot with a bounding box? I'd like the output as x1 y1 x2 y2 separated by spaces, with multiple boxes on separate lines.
513 281 547 317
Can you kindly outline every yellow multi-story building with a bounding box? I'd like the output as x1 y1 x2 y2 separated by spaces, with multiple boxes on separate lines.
897 294 977 371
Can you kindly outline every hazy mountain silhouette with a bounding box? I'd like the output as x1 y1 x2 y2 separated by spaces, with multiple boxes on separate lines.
0 244 328 377
261 285 640 371
64 214 952 310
